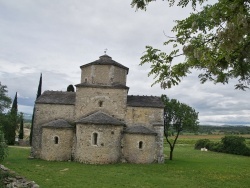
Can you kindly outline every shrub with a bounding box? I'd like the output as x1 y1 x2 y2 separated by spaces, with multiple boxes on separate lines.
221 135 250 156
194 136 250 156
208 142 223 152
194 139 211 150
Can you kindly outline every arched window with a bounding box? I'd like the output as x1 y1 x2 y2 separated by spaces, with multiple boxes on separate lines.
139 141 143 149
54 136 59 144
92 133 98 145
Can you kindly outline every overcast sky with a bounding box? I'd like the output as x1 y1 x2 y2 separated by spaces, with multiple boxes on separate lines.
0 0 249 126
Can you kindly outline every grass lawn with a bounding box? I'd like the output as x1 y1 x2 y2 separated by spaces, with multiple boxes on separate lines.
2 142 250 187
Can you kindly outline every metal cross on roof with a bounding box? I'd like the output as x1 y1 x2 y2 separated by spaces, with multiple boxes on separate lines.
104 48 108 54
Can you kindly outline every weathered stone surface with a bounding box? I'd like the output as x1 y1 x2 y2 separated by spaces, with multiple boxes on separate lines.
31 55 165 164
75 124 124 164
123 133 157 163
0 165 39 188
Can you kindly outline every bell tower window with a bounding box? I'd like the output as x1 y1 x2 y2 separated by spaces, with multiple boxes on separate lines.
98 101 103 107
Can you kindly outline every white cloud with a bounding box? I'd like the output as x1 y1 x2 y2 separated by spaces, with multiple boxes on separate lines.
0 0 249 125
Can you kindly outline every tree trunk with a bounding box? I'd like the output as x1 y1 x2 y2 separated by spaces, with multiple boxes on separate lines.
169 147 174 160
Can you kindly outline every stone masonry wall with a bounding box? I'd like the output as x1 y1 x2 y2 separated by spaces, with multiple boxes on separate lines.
75 124 124 164
92 65 111 85
125 107 163 128
81 65 92 84
112 66 127 85
40 128 74 161
153 125 165 163
80 65 127 86
75 87 127 120
31 104 75 158
122 134 156 163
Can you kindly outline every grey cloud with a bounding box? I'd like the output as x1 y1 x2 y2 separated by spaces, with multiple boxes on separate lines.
0 0 249 125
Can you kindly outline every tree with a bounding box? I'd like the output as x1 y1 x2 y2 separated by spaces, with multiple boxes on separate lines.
30 73 42 145
161 94 199 160
67 84 75 92
2 92 19 145
131 0 250 90
0 82 11 113
0 82 10 161
0 130 8 162
19 113 24 140
0 83 18 145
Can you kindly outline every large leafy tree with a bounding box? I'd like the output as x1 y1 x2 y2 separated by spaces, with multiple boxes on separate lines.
0 82 11 113
0 82 11 161
161 95 199 160
131 0 250 90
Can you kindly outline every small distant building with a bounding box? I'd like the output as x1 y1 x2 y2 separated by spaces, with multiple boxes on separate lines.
31 55 164 164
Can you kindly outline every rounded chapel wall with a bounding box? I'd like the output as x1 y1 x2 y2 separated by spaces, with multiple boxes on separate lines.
123 134 156 163
75 124 123 164
40 128 74 161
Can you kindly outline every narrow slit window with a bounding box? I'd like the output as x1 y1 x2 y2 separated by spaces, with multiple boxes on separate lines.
139 141 143 149
93 133 98 145
54 136 59 144
98 101 103 107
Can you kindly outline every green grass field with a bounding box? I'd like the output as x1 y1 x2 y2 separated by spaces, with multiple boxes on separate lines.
2 137 250 188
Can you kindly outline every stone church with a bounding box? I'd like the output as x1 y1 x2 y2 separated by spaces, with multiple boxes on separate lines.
31 55 165 164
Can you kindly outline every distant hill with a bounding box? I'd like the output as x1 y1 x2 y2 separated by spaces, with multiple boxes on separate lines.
197 125 250 135
23 113 32 123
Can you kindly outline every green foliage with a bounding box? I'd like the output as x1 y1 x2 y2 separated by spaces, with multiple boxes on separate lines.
221 135 250 156
0 84 19 145
195 135 250 156
161 94 199 160
67 84 75 92
30 74 43 146
162 95 199 133
208 141 224 152
19 113 24 140
131 0 206 10
2 112 18 145
0 130 8 162
11 92 17 114
132 0 250 90
0 82 11 113
194 138 210 149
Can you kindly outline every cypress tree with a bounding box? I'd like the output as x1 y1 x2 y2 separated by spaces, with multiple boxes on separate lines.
30 73 42 145
3 92 18 145
19 113 24 139
37 73 42 98
11 92 18 114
